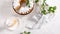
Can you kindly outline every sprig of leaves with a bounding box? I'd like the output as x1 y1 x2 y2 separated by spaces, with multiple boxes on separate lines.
24 31 30 34
20 31 30 34
41 0 47 15
41 0 56 15
48 6 56 13
26 0 30 7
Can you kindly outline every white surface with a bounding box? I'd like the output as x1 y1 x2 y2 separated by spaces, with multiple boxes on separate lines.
0 0 60 34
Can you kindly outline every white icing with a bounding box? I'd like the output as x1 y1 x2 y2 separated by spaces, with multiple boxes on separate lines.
13 0 20 8
13 0 34 13
19 7 29 13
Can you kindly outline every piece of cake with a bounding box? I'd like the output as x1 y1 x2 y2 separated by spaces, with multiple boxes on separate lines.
5 17 20 30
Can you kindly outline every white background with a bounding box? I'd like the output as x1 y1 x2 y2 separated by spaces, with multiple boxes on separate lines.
0 0 60 34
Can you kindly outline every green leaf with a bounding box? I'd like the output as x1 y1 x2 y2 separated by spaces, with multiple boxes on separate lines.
24 31 30 34
35 0 39 3
27 32 30 34
41 10 47 15
41 0 46 9
24 31 27 34
43 0 46 3
24 31 26 33
26 0 30 7
48 6 56 13
41 4 45 9
27 3 30 7
53 6 56 10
